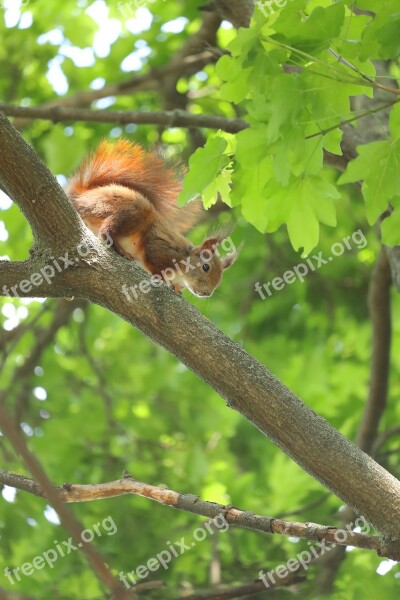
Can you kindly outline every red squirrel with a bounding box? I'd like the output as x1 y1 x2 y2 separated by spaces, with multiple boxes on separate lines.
66 140 239 297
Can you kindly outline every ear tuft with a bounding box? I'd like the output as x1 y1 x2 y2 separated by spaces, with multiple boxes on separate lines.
200 224 235 252
200 237 219 253
214 224 235 244
222 242 243 270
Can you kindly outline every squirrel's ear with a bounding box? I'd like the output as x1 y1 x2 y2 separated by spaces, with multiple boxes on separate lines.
222 242 243 270
200 237 219 253
200 225 235 252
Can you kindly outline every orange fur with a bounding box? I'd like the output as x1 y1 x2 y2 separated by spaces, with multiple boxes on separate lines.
67 140 203 232
67 140 179 208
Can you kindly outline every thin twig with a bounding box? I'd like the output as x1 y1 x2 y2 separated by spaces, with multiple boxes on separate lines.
0 471 389 556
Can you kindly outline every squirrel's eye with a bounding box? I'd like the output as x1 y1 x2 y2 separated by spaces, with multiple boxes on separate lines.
202 263 210 273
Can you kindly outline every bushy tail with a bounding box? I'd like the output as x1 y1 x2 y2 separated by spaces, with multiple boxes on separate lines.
67 139 203 231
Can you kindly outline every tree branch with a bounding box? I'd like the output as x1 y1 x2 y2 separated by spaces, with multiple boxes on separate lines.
0 471 389 556
315 248 394 593
0 402 132 600
11 50 220 130
12 300 86 421
0 104 248 134
160 11 222 111
171 570 304 600
0 113 83 247
1 112 400 550
357 249 392 452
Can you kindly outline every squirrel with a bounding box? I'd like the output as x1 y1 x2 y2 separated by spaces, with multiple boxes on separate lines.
66 140 240 297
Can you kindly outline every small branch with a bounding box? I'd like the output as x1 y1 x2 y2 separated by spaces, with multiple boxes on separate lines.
12 50 219 129
0 471 391 557
160 12 221 111
276 493 331 519
13 300 86 421
329 49 400 96
372 427 400 456
306 99 400 141
0 303 50 372
0 403 132 600
0 105 248 134
78 317 117 434
0 103 370 176
170 571 304 600
386 246 400 292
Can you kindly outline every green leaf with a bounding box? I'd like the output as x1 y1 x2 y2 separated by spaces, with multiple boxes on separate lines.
389 102 400 139
288 193 320 254
322 128 343 155
274 2 345 53
359 0 400 60
216 55 252 103
262 176 338 253
309 179 340 226
265 74 305 143
235 128 269 164
232 157 274 230
179 135 229 204
203 169 232 208
287 177 338 254
338 140 400 224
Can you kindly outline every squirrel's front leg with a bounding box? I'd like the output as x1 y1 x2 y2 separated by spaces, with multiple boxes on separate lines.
156 271 183 294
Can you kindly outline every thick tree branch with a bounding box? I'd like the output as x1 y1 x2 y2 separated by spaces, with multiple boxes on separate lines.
1 113 400 551
0 471 389 556
0 114 83 247
316 248 394 593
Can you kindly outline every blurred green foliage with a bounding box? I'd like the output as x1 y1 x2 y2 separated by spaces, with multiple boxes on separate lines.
0 1 399 599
